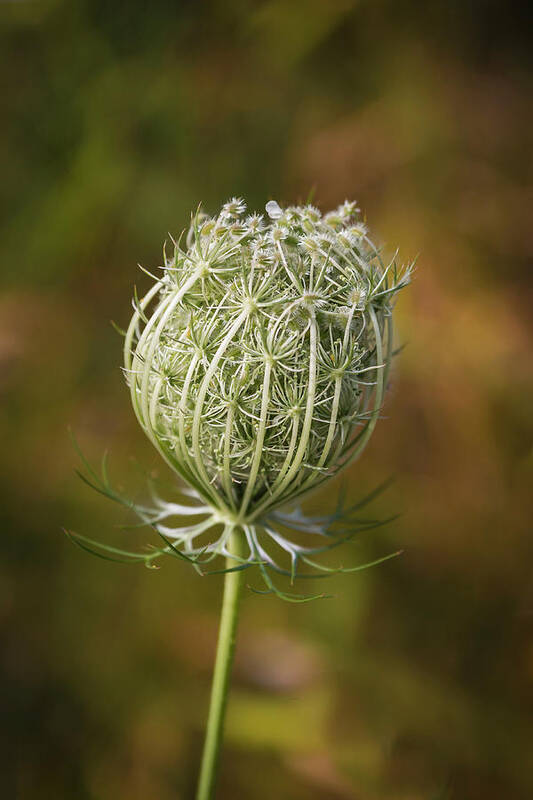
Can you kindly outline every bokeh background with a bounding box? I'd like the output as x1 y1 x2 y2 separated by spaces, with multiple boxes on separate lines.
2 1 532 798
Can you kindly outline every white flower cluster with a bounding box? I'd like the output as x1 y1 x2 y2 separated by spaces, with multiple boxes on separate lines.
124 199 410 534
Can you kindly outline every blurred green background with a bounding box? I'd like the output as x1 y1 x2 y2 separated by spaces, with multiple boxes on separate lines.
1 1 532 798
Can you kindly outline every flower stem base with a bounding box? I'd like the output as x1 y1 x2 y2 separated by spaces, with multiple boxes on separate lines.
196 527 246 800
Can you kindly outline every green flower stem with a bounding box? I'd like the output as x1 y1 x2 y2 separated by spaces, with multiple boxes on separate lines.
196 528 246 800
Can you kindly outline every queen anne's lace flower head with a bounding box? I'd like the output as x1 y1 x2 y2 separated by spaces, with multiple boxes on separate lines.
80 198 412 597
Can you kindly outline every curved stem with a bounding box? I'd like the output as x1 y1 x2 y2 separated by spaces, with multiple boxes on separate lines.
250 311 318 520
239 360 272 517
196 528 246 800
191 310 249 510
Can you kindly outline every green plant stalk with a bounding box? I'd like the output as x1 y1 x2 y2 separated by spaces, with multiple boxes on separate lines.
196 528 246 800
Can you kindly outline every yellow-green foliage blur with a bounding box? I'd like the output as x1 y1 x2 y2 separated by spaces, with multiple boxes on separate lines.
1 1 532 799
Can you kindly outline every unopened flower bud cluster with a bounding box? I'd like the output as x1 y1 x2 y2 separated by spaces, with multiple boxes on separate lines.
125 199 409 524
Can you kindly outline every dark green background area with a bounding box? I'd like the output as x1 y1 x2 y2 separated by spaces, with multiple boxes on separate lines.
1 2 532 798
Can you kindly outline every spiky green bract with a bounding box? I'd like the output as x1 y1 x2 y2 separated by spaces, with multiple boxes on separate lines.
118 198 410 595
68 442 401 599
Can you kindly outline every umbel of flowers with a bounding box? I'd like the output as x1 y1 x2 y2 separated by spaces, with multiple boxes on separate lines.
113 198 410 589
